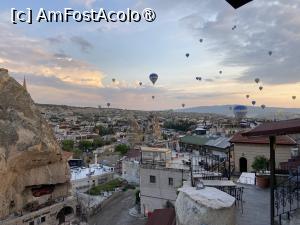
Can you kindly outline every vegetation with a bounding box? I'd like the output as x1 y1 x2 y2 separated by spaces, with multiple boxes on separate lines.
88 179 123 195
163 120 196 132
61 140 74 151
78 140 94 151
115 144 130 155
94 125 115 136
252 155 269 172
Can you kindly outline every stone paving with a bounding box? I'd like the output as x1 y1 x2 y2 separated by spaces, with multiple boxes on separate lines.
236 184 270 225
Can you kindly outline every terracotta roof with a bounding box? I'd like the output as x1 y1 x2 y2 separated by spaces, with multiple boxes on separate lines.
230 132 296 145
242 119 300 137
146 208 176 225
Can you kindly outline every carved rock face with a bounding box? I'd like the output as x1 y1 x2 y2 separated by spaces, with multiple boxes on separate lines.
0 69 70 219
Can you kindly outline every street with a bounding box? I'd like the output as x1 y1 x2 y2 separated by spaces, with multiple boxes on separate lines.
88 190 146 225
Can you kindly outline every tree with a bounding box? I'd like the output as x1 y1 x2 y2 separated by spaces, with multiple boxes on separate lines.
61 140 74 151
93 138 105 148
252 155 269 172
78 140 93 151
115 144 130 155
73 149 83 159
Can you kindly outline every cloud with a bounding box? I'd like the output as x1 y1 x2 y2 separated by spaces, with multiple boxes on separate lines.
70 0 96 8
0 22 103 87
70 36 93 53
177 0 300 85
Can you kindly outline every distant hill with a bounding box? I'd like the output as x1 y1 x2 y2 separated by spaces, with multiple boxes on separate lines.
177 105 300 120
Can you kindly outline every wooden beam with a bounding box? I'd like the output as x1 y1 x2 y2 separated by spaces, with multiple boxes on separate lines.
269 135 276 225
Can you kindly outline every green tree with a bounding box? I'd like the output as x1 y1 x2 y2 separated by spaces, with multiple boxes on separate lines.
93 138 105 148
78 140 93 151
73 149 83 159
252 155 269 172
115 144 130 155
61 140 74 151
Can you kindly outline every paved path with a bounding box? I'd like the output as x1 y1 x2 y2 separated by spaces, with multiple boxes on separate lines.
236 184 270 225
88 190 146 225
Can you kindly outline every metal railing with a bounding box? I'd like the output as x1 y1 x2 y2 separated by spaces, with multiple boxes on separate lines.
274 171 300 225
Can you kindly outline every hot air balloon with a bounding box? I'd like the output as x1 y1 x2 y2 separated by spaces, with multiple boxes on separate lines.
199 39 203 43
182 103 185 108
268 51 272 56
255 78 260 84
186 53 190 58
233 105 248 120
149 73 158 85
252 100 256 106
152 96 155 100
107 103 111 108
259 86 263 91
112 78 116 83
261 104 266 109
139 82 143 86
292 96 297 100
246 94 250 99
226 0 253 9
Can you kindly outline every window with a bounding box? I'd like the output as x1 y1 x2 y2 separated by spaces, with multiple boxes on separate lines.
41 216 46 223
150 175 156 183
168 178 173 186
29 221 34 225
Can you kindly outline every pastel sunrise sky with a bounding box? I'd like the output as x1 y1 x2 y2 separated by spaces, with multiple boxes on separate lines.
0 0 300 110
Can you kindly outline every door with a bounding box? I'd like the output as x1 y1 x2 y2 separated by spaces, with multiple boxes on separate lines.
239 157 247 173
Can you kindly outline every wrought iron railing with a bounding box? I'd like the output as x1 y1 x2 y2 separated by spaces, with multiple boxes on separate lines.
191 154 231 180
274 171 300 225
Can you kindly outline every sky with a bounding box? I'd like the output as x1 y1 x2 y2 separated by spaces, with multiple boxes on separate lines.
0 0 300 110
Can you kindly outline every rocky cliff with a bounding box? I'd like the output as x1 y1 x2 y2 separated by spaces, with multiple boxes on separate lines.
0 68 70 219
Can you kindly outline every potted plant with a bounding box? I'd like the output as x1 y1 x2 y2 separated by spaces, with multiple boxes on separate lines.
252 155 270 188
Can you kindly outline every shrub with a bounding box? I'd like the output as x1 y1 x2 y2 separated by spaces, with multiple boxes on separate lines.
252 155 269 172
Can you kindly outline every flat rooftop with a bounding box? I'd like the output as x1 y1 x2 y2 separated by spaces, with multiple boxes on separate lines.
141 146 171 153
71 164 113 181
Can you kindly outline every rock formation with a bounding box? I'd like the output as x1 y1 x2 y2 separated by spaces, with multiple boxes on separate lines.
0 69 70 219
175 185 236 225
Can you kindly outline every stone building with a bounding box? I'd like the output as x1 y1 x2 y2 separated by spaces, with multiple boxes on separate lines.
139 147 190 216
144 114 162 144
0 69 76 225
122 149 141 185
230 132 297 173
